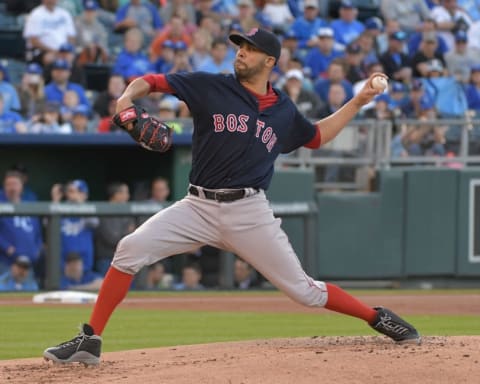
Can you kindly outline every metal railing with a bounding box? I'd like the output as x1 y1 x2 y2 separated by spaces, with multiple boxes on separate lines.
275 118 480 190
0 201 317 290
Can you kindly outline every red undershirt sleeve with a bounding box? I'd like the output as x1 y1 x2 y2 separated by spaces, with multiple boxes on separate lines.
142 74 174 93
304 123 322 149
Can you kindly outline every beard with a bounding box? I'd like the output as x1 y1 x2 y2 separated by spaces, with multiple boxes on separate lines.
234 59 265 82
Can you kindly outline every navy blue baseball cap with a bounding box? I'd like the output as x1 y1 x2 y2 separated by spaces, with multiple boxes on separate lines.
455 30 468 42
340 0 356 8
229 28 281 61
84 0 99 10
59 42 75 53
365 17 383 31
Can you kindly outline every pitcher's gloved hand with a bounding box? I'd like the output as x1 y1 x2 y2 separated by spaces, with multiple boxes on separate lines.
112 105 172 152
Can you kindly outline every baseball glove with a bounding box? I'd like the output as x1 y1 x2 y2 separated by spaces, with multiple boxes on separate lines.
112 105 172 152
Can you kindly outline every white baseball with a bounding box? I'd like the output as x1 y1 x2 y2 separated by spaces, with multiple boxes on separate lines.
371 76 388 91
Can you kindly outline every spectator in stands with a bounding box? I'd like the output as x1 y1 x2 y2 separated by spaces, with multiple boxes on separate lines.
380 0 431 34
402 78 436 118
235 0 262 34
7 163 38 202
161 0 196 28
314 58 353 103
199 38 234 73
17 63 46 119
355 31 380 70
61 179 99 272
318 82 348 118
363 93 395 121
44 59 90 111
190 29 214 70
280 29 300 58
379 31 412 84
94 182 135 276
27 102 72 133
60 90 82 122
466 65 480 113
195 0 221 26
149 14 192 63
282 69 324 118
0 171 43 274
0 256 39 291
362 16 384 53
141 261 174 290
157 98 184 134
61 252 103 290
289 0 328 51
58 0 84 17
49 42 86 85
411 32 447 78
70 105 93 133
233 258 259 289
114 0 163 38
0 94 26 133
330 0 365 49
402 106 447 157
444 31 479 84
149 177 171 203
407 18 449 58
168 41 194 74
0 64 21 114
430 0 473 51
93 74 126 118
344 43 366 84
152 40 176 73
51 182 65 202
173 262 205 290
468 19 480 54
261 0 294 34
23 0 77 66
304 27 344 79
113 28 154 82
75 0 109 57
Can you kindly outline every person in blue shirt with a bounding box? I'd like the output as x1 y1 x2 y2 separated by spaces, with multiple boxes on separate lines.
113 27 154 82
0 93 26 133
0 63 21 114
61 180 99 273
44 59 91 112
114 0 162 39
330 0 365 49
289 0 328 51
199 38 234 74
314 58 354 103
466 65 480 112
0 255 39 291
0 171 43 274
61 252 103 291
304 27 344 78
407 18 449 58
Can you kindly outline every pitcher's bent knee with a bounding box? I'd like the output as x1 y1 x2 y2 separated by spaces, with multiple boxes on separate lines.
111 232 151 275
288 279 329 307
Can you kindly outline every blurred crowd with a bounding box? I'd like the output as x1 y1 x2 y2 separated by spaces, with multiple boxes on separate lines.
0 166 269 291
0 0 478 156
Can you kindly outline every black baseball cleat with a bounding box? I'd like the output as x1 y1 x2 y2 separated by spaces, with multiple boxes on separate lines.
369 307 421 345
43 324 102 366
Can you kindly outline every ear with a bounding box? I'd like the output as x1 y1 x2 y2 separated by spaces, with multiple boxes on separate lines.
265 56 276 69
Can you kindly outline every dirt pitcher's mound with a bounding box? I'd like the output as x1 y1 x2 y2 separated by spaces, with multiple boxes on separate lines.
1 336 479 384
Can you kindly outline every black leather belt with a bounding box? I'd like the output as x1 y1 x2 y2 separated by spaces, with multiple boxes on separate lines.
188 185 256 203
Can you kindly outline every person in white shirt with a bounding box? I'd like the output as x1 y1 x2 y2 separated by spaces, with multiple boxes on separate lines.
430 0 473 51
23 0 77 66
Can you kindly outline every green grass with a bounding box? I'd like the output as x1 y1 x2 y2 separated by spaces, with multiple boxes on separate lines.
0 305 478 360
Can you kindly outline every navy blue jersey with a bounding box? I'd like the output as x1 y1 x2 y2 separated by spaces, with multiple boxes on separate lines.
166 72 316 190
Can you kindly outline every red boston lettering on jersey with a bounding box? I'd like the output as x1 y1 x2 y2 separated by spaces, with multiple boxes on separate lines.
213 114 225 132
226 114 237 132
237 114 249 132
262 127 273 143
255 120 265 137
266 134 277 153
